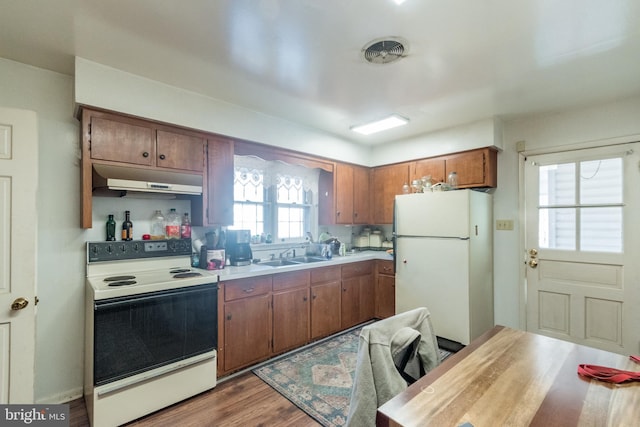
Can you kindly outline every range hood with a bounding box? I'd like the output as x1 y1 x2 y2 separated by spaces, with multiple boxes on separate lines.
92 164 203 196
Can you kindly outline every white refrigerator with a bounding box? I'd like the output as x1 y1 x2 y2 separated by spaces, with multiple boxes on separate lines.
394 189 493 345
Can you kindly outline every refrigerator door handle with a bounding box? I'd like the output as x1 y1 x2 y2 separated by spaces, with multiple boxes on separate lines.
393 198 397 272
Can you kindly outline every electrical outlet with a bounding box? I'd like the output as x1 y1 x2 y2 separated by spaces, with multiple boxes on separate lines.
496 219 514 231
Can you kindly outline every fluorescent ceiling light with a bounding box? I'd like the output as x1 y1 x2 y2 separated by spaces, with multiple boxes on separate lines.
392 0 407 5
351 114 409 135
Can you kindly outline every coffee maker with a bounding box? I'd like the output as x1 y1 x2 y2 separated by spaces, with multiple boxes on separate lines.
225 229 253 266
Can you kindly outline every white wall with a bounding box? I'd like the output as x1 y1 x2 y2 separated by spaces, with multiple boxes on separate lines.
504 96 640 152
0 58 83 403
370 117 503 166
75 58 370 166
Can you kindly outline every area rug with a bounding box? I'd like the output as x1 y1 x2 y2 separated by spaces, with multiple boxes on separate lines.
253 325 452 427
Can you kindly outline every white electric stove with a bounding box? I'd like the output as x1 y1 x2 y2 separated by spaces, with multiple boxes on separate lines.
84 239 218 427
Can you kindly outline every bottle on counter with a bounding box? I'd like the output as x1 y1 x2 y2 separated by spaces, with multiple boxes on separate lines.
121 210 133 241
180 212 191 239
165 208 180 239
150 210 166 240
106 214 116 241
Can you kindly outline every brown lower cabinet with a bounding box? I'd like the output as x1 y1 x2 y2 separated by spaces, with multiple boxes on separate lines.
223 294 272 372
218 260 379 377
272 270 311 354
310 266 342 340
375 259 395 319
222 275 273 373
341 261 374 329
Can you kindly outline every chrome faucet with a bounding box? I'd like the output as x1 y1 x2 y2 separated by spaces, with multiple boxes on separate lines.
279 247 297 258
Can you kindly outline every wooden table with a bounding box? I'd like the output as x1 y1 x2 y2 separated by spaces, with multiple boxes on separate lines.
377 326 640 427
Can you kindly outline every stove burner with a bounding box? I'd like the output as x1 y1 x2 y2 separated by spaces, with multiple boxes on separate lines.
169 268 192 274
108 280 137 287
104 275 136 282
173 272 202 279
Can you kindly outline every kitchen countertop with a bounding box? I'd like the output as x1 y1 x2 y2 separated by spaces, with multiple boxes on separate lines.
213 250 393 281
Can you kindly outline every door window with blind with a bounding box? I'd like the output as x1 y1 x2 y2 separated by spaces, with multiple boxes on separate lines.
538 156 623 253
232 155 319 241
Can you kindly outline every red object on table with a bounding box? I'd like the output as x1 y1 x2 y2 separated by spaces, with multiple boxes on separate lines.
577 355 640 384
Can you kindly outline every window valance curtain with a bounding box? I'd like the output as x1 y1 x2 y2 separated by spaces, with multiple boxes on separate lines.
234 155 320 192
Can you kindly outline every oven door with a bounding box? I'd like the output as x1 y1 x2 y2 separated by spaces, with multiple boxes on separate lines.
93 283 217 386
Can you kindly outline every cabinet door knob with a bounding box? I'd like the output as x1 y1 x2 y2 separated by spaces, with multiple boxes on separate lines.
159 154 166 160
142 151 149 158
303 296 308 302
226 313 232 320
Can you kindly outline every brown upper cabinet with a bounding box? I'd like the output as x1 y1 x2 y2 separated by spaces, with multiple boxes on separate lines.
206 136 234 226
409 147 497 189
80 107 497 229
371 163 410 224
324 162 370 225
410 157 445 185
443 147 497 188
80 107 222 228
371 147 498 224
88 110 205 172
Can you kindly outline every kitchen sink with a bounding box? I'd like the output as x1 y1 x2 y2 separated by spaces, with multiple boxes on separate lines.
258 255 328 267
289 256 327 263
259 259 299 267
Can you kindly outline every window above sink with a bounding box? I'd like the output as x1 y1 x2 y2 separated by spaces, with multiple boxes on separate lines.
232 155 320 245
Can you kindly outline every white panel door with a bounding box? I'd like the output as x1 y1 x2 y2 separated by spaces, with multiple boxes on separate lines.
0 108 37 403
395 237 471 344
524 143 640 355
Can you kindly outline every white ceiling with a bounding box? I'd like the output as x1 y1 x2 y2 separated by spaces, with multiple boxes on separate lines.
2 0 640 145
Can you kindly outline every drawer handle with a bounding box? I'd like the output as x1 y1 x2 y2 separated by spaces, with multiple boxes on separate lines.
159 154 166 160
142 151 149 158
243 288 255 293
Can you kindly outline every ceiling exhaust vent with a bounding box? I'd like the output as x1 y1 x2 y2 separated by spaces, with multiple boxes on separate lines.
362 37 408 65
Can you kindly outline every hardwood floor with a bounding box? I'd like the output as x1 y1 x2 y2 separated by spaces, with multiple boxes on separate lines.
70 372 321 427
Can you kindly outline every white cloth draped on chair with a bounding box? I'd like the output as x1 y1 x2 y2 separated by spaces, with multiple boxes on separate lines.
346 307 440 427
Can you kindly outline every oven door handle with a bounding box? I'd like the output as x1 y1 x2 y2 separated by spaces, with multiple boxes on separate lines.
94 284 217 310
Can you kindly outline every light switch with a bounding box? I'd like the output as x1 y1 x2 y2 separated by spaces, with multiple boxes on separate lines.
496 219 514 231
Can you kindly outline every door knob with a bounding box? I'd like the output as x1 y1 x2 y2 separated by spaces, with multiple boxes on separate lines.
528 259 538 268
11 297 29 311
